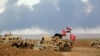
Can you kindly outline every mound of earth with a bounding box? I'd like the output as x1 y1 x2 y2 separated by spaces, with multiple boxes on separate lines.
0 43 63 56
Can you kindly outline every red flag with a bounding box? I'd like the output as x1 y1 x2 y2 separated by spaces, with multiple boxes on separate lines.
66 27 72 33
66 27 72 30
61 29 66 36
70 34 76 41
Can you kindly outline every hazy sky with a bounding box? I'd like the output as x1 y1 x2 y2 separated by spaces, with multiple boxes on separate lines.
0 0 100 34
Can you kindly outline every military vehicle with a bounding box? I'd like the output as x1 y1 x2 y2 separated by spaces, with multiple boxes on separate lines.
33 33 72 51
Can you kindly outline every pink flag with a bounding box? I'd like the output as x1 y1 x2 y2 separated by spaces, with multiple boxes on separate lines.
70 34 76 41
61 29 66 36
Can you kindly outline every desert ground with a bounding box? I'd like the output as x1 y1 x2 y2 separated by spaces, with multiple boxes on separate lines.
0 38 100 56
62 47 100 56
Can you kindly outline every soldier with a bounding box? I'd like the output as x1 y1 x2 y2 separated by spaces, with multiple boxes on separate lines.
40 37 44 44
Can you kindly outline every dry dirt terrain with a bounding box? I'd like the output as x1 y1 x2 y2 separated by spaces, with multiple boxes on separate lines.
0 43 63 56
0 39 100 56
62 47 100 56
61 39 100 56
